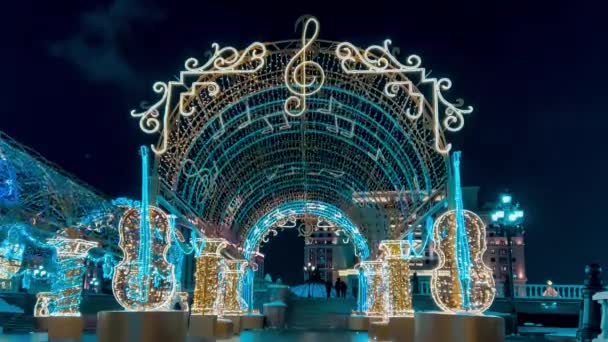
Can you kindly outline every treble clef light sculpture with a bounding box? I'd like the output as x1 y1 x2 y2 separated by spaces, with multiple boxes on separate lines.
284 15 325 117
430 151 495 313
112 146 176 311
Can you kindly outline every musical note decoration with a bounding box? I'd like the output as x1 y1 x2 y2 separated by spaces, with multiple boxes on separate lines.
284 16 325 117
112 146 176 311
430 151 495 313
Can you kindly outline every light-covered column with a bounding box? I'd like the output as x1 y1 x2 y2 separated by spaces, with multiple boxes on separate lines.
379 240 413 317
593 291 608 342
220 259 248 316
192 238 227 315
46 237 98 316
360 260 388 318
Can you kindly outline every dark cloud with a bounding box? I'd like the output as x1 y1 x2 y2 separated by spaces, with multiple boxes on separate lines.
49 0 165 86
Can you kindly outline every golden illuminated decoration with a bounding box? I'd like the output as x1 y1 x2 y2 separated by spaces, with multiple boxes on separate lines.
112 205 176 311
431 151 495 314
379 240 413 317
431 210 495 313
359 260 389 318
220 259 248 315
46 236 98 316
192 238 228 315
112 146 176 311
34 292 54 317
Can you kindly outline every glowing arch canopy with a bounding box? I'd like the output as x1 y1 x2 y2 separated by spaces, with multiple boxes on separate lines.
130 17 473 242
243 200 370 260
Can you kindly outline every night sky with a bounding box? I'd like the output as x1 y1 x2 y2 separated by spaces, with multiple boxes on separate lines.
4 0 607 283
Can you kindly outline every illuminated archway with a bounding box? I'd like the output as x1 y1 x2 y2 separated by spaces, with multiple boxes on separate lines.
242 200 370 260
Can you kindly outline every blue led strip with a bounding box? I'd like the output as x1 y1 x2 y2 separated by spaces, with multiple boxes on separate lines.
49 256 85 315
138 146 151 303
452 151 472 308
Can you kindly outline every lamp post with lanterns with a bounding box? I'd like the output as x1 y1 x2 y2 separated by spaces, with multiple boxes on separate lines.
491 192 525 335
303 262 316 298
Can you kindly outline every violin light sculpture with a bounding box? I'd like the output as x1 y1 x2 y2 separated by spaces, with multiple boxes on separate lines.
430 152 495 313
112 146 175 311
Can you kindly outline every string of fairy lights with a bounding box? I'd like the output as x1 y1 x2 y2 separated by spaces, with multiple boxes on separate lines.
0 16 498 321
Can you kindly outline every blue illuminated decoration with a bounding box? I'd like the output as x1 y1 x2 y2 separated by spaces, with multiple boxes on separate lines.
452 152 472 308
0 151 19 206
0 227 25 279
242 200 370 260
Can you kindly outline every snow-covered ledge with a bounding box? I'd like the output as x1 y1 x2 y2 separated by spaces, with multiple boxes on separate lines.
593 291 608 342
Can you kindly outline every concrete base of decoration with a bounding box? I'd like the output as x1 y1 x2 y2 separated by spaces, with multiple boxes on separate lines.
415 311 505 342
47 316 84 341
388 315 415 341
188 314 217 341
348 314 369 331
241 313 264 330
263 301 287 328
369 319 391 341
214 318 234 339
34 317 49 332
224 314 241 334
97 310 188 342
268 284 290 302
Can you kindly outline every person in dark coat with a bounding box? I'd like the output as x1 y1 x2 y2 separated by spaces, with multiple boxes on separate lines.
411 272 420 294
335 277 342 297
341 280 348 298
325 280 333 298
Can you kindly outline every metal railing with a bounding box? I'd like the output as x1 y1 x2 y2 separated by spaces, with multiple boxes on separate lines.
415 279 584 300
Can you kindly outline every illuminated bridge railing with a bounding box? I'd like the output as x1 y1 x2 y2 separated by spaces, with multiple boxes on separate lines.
417 279 584 300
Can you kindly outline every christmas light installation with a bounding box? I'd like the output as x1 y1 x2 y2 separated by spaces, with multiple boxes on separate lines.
192 238 228 315
0 227 24 279
242 200 369 260
129 17 471 255
0 132 107 233
379 240 413 317
112 146 176 311
359 260 389 319
430 152 495 313
0 147 18 206
46 235 98 316
220 259 248 315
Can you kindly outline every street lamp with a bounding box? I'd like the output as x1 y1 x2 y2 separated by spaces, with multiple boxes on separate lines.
491 191 525 335
303 262 316 298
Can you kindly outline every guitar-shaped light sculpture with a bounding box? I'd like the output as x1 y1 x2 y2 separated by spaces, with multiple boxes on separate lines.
112 146 175 311
430 151 495 313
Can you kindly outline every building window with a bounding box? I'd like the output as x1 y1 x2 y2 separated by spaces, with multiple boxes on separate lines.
501 266 508 272
490 258 496 262
499 257 507 263
490 249 496 254
499 249 507 255
512 258 516 263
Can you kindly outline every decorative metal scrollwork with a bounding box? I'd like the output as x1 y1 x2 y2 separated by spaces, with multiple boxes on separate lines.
336 39 473 154
130 42 268 155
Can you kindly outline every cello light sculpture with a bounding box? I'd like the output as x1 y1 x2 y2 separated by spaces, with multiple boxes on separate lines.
430 152 495 313
112 146 176 311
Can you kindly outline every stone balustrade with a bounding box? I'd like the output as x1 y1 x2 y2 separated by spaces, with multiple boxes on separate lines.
593 291 608 342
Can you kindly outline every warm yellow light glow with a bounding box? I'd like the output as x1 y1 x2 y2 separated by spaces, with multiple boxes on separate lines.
112 206 176 311
192 238 228 315
379 240 413 317
430 210 495 313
